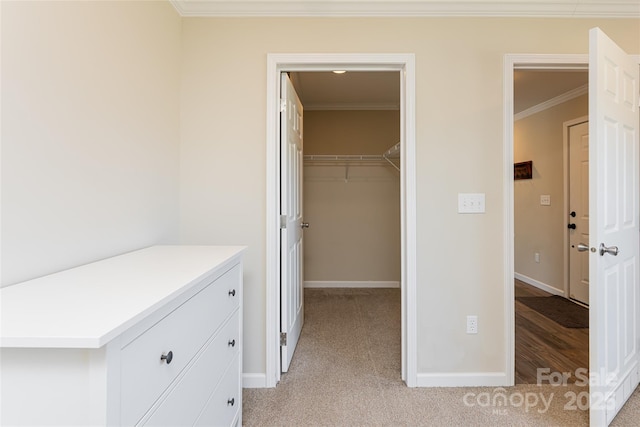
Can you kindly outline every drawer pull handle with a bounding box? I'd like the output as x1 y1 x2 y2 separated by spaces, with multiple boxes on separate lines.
228 289 236 297
160 351 173 364
228 339 236 347
227 398 235 406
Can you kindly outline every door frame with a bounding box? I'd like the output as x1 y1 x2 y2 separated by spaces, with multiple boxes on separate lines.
563 115 589 301
505 53 640 386
504 53 589 386
266 53 417 387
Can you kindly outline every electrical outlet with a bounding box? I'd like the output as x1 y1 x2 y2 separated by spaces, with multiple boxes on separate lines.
466 315 478 334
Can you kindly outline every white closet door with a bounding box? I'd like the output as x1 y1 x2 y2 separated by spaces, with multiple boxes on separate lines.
280 73 304 372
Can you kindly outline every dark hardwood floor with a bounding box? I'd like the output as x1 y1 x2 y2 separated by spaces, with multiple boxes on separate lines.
515 279 589 384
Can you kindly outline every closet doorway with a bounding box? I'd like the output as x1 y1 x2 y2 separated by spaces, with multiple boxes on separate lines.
265 54 417 388
290 70 402 377
292 71 402 291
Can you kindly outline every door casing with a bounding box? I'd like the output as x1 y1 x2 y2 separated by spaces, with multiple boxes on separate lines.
505 54 589 386
504 53 640 387
265 53 417 387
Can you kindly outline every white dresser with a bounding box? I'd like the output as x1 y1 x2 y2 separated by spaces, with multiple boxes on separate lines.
0 245 245 426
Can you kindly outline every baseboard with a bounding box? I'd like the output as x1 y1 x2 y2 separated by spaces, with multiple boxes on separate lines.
304 281 400 288
244 371 507 388
514 273 564 297
243 373 268 388
416 372 508 387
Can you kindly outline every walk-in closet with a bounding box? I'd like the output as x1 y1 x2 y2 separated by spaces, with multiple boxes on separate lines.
303 132 401 289
286 71 402 378
293 72 402 290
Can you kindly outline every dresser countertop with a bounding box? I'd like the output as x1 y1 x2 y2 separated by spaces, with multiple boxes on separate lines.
0 245 246 349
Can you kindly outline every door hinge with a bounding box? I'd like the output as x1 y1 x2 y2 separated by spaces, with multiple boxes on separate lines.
280 332 287 346
280 99 287 112
280 215 287 229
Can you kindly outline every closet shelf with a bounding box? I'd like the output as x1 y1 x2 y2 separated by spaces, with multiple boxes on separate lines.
303 154 386 162
304 141 400 164
303 142 400 172
384 142 400 159
382 142 400 171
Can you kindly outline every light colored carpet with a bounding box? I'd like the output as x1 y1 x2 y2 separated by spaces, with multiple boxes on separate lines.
243 288 639 426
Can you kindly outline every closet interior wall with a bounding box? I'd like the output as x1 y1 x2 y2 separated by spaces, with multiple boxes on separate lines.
303 110 401 287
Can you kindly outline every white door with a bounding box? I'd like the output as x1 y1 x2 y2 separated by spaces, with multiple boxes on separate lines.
280 73 305 372
568 120 590 305
589 27 640 426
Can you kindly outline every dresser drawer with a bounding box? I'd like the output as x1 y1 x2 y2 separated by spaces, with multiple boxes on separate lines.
194 355 241 427
120 265 240 426
140 311 239 426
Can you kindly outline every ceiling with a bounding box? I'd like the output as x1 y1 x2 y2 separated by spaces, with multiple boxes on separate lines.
290 70 588 114
171 1 640 17
514 70 588 114
290 72 400 110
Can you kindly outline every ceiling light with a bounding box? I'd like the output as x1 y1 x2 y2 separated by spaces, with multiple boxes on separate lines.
332 70 346 74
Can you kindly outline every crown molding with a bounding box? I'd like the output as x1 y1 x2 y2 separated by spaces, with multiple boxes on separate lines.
170 1 640 18
304 102 400 111
514 83 588 121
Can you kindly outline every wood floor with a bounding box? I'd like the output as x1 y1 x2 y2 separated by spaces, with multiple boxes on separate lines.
515 279 589 384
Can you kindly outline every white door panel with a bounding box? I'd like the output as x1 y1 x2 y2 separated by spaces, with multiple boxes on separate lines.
280 73 304 373
569 121 590 305
589 27 640 426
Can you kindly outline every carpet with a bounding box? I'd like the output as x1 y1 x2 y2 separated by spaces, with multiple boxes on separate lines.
516 295 588 328
243 289 604 426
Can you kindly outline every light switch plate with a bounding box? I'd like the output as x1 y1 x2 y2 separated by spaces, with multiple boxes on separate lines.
458 193 485 214
540 195 551 206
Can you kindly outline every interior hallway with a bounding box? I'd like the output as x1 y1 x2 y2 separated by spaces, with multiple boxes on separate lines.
515 279 589 384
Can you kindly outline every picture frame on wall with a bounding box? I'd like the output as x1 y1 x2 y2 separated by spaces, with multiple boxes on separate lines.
514 161 532 180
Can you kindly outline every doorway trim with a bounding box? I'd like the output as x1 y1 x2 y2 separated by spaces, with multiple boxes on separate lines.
266 53 417 387
504 53 588 386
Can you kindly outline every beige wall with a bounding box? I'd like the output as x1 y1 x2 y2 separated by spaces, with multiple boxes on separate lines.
179 17 639 377
1 0 182 286
2 2 639 383
303 110 400 283
304 110 400 155
514 94 589 294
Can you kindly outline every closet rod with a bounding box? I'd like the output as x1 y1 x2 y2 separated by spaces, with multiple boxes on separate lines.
304 141 401 170
303 154 384 162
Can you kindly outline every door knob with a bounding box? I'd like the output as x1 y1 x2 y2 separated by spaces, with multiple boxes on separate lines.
301 222 310 229
577 243 589 252
568 223 576 229
599 243 619 257
570 211 576 217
